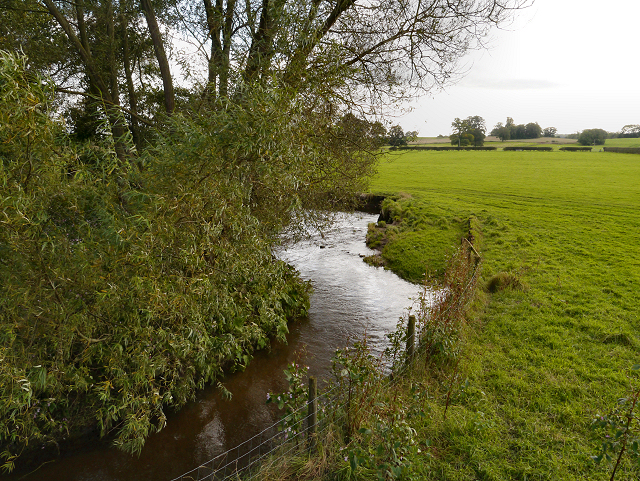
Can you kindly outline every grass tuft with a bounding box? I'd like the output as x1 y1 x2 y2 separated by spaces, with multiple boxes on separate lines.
486 271 524 293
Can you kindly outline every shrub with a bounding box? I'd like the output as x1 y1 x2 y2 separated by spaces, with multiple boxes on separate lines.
380 198 404 223
0 51 314 469
559 146 592 152
396 146 497 151
603 147 640 155
578 128 607 146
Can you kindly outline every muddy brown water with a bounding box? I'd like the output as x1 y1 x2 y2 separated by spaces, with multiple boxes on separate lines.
6 212 422 481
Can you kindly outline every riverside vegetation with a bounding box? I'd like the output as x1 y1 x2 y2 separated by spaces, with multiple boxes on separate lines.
256 148 640 480
1 0 530 469
1 51 376 471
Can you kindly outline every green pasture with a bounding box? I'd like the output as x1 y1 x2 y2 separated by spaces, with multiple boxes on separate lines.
369 150 640 479
604 137 640 148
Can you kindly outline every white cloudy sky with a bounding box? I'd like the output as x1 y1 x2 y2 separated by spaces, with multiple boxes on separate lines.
396 0 640 136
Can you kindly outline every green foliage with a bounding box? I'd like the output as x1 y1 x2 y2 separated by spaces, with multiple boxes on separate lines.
579 128 608 146
603 147 640 154
560 146 593 151
503 146 553 151
0 51 319 470
451 116 486 146
524 122 542 139
493 117 543 140
449 133 474 146
267 360 310 439
388 125 409 147
591 366 640 480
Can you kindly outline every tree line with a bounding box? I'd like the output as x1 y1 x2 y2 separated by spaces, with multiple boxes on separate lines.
489 117 555 141
562 125 640 146
444 116 555 147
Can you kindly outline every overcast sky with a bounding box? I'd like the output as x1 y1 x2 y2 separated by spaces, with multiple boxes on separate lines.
397 0 640 137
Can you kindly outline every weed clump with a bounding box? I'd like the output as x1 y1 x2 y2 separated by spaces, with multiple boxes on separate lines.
486 271 523 293
363 254 386 267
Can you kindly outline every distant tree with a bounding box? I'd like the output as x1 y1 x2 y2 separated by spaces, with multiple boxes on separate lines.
496 126 511 142
543 127 557 138
620 124 640 138
578 128 608 146
465 115 487 146
451 117 468 140
388 125 407 147
525 122 542 139
405 131 419 143
451 115 486 146
514 124 526 139
490 122 504 137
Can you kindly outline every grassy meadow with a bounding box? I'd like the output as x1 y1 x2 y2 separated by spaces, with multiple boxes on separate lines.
367 149 640 479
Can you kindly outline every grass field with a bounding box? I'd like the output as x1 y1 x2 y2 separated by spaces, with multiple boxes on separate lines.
368 150 640 479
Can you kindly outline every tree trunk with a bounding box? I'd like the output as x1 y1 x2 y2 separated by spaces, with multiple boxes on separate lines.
140 0 175 114
204 0 223 100
105 0 127 161
219 0 236 98
43 0 127 162
121 12 142 152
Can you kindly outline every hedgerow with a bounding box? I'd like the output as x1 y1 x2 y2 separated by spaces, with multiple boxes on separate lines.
502 146 553 151
559 146 593 152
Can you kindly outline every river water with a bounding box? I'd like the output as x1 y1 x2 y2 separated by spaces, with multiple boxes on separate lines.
8 212 421 481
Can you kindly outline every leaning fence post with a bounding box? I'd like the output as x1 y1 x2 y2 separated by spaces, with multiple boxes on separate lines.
406 315 416 362
307 376 317 452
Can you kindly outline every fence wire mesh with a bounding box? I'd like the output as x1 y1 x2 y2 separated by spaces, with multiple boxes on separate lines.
170 384 342 481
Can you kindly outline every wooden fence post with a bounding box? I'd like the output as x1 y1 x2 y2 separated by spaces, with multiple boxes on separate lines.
406 315 416 362
307 376 317 452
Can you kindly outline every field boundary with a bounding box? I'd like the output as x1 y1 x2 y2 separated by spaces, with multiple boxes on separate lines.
604 147 640 154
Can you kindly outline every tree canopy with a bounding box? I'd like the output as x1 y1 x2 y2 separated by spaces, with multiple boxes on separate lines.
491 117 542 140
450 116 486 146
578 128 608 146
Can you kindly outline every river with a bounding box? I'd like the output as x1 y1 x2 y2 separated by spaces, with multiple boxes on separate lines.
7 212 421 481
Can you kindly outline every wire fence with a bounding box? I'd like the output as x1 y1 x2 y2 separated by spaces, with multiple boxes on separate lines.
170 383 345 481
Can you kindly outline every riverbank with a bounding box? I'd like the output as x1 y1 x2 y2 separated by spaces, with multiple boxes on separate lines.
364 150 640 479
253 149 640 480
